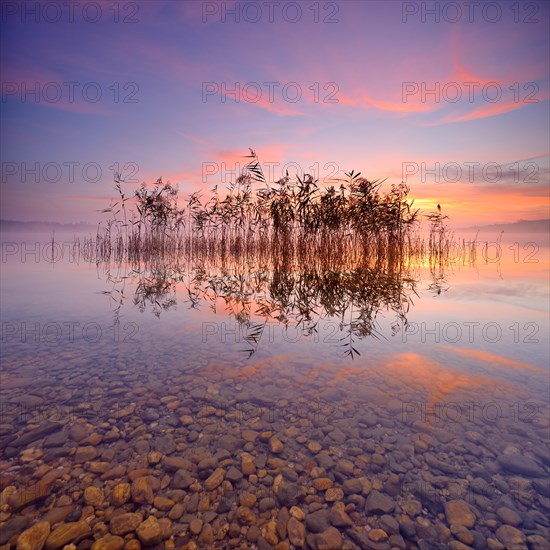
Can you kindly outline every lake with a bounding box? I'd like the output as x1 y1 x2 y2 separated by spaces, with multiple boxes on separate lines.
1 228 548 549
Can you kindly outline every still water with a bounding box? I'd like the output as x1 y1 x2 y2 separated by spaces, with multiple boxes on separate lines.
1 230 549 549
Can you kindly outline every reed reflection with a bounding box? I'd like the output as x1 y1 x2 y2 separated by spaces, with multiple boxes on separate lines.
79 151 471 356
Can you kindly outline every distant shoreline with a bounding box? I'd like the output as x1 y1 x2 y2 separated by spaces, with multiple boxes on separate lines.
456 219 549 233
0 220 96 233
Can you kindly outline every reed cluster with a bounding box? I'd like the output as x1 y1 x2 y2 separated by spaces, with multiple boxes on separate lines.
76 152 470 355
82 150 433 266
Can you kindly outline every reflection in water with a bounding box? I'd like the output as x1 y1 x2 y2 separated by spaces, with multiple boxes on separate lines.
83 155 484 355
87 227 469 357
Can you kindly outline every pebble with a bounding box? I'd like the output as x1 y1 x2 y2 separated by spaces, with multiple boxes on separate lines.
42 506 73 526
497 454 546 477
168 503 184 520
496 507 522 527
242 454 256 475
313 526 343 550
287 517 306 547
198 523 214 545
197 456 218 471
240 492 257 507
329 502 353 527
163 456 193 472
12 424 61 448
368 528 389 542
342 479 362 494
277 483 303 507
83 486 104 507
365 490 395 514
261 520 279 545
444 501 476 528
74 446 97 463
308 442 323 453
532 479 550 498
325 487 344 502
109 513 143 536
305 509 331 533
241 427 257 440
246 525 261 542
153 496 174 511
259 497 277 512
379 514 399 535
16 521 51 550
45 521 91 550
313 478 333 491
111 483 131 506
189 518 203 535
136 516 163 546
172 469 194 489
335 460 354 475
269 436 284 454
204 467 225 491
131 477 155 504
495 525 526 547
236 506 257 525
90 535 124 550
226 466 243 483
290 506 306 520
527 535 550 550
8 481 53 511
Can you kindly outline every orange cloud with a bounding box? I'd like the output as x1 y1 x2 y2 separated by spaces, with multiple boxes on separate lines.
452 59 496 88
378 352 512 417
435 27 550 124
251 94 304 116
362 93 435 113
443 346 545 373
441 95 549 124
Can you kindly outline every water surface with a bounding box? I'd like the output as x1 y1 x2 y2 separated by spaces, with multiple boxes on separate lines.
1 229 548 549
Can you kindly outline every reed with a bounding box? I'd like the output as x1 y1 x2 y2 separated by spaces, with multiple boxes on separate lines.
82 149 453 265
76 150 464 356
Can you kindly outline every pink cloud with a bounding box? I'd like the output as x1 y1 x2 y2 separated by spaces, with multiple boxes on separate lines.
441 97 547 123
362 93 436 113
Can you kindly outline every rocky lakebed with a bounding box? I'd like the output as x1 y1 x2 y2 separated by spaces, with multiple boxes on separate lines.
0 355 549 550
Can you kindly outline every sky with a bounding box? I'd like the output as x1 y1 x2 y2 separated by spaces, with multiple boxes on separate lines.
1 0 549 227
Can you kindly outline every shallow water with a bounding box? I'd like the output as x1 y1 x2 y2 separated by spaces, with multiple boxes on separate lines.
1 230 549 549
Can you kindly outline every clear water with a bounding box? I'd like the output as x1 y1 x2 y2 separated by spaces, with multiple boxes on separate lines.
1 230 549 547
